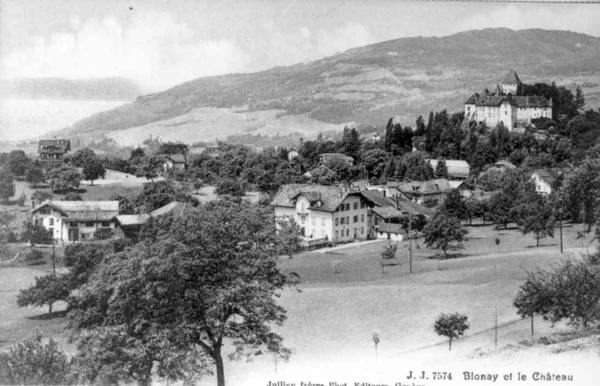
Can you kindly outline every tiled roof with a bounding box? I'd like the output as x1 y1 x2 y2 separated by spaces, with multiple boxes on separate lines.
164 154 186 163
377 223 405 235
361 190 396 208
502 69 522 85
372 206 404 220
364 189 434 218
465 93 551 108
33 200 119 220
533 169 558 185
389 179 453 195
271 184 364 212
38 139 70 154
115 201 189 226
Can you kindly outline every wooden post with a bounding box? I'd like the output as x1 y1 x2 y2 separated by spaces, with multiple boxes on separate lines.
52 239 56 277
408 215 413 274
559 218 563 254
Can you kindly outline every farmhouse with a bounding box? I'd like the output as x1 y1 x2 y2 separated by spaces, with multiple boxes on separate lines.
32 200 119 243
464 70 552 132
161 154 187 174
38 139 71 160
271 184 374 243
387 178 453 207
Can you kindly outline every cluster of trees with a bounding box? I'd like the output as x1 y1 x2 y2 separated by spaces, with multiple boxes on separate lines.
514 254 600 333
14 199 302 386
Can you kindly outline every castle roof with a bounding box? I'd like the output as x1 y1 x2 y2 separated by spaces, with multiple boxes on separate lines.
465 93 551 108
502 69 522 85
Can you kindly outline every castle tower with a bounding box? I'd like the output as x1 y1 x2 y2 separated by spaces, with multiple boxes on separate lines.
499 69 522 95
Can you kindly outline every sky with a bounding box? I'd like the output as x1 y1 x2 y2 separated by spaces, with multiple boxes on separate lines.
2 0 600 92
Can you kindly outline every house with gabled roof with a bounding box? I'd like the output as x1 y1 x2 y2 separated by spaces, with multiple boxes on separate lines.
32 200 119 243
38 139 71 160
531 169 559 196
270 184 375 243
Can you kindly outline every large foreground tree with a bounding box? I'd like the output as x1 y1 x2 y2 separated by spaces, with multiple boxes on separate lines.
69 200 296 386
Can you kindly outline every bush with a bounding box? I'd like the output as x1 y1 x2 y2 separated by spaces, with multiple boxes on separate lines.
0 227 17 243
215 178 246 197
0 332 74 385
93 228 113 240
24 249 46 265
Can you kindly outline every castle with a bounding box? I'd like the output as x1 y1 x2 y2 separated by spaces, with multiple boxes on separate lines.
464 70 552 132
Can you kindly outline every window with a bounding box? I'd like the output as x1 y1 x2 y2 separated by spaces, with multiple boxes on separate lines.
353 215 358 223
48 218 54 226
346 229 349 236
335 231 339 239
345 203 350 211
361 214 364 222
335 218 339 226
340 217 345 225
85 221 94 227
353 202 358 210
101 221 110 228
48 227 54 235
346 216 349 224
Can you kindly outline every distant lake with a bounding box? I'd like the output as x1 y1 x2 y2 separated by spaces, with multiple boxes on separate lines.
0 98 128 141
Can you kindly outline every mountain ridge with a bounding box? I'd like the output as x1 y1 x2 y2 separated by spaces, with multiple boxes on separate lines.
58 28 600 145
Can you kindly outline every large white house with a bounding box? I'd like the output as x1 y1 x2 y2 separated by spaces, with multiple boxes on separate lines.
31 200 119 243
271 184 374 243
464 70 552 132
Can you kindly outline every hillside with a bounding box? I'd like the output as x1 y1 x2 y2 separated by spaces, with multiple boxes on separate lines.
60 28 600 145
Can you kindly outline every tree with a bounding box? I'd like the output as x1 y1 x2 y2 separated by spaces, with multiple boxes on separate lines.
71 148 96 167
575 86 585 112
215 178 246 197
514 270 553 336
0 168 15 202
464 197 484 226
403 151 434 181
0 332 74 385
135 180 198 212
440 190 467 220
82 157 106 185
434 159 448 179
21 220 52 246
69 201 293 386
26 161 46 187
7 150 31 176
423 213 468 258
17 274 70 314
488 192 512 229
275 216 303 258
31 190 53 207
434 313 469 351
137 155 162 182
512 195 556 247
48 166 81 192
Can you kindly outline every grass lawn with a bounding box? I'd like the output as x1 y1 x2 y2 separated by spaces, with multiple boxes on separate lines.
0 222 597 386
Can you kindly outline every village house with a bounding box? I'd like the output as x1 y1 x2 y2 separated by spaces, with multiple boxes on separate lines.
31 200 119 243
271 184 374 243
161 154 187 174
464 70 552 132
531 169 558 196
38 139 71 161
428 159 470 180
386 178 453 207
361 189 433 241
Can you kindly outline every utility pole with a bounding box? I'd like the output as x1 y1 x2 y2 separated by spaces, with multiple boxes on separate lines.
52 238 56 277
559 217 563 254
408 215 413 274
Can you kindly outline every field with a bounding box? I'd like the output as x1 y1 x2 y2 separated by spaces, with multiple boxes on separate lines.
1 221 599 385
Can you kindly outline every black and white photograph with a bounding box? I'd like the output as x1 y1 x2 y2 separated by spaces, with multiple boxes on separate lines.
1 0 600 385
